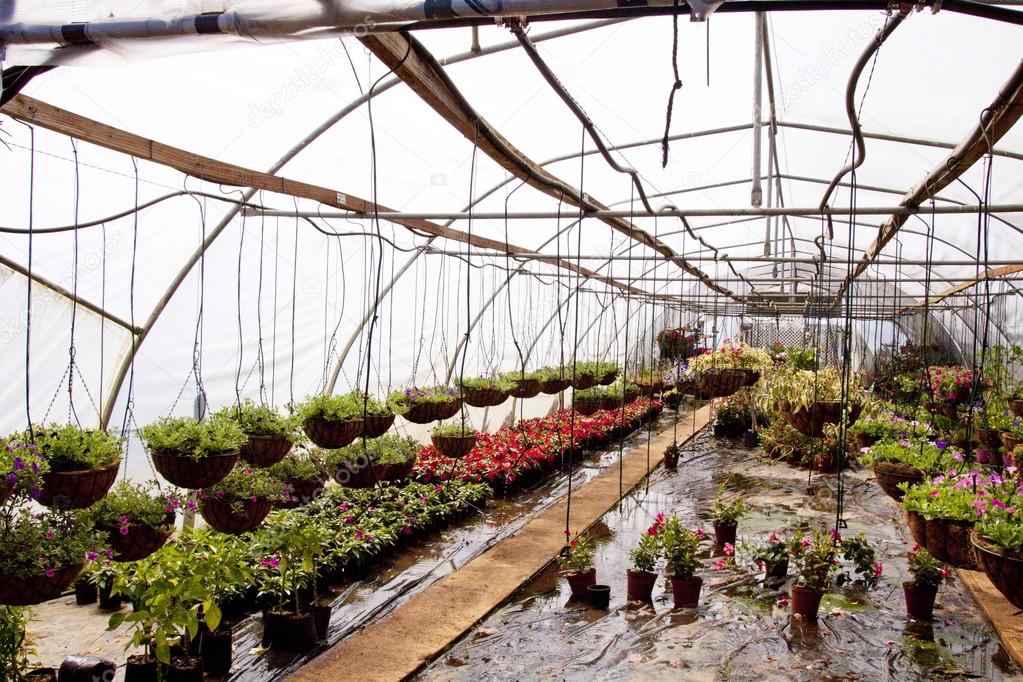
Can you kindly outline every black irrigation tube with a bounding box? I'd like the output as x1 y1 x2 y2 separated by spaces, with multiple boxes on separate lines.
405 0 1023 30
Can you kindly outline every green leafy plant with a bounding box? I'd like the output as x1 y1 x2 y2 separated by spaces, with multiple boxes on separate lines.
837 532 882 586
0 605 37 681
198 466 284 509
431 422 478 438
84 481 179 531
323 435 421 471
456 376 514 392
267 451 326 482
788 529 840 591
770 367 862 411
709 484 747 524
20 424 122 472
557 532 594 572
139 415 246 459
0 508 96 579
298 391 390 422
387 386 458 414
252 516 328 614
630 514 664 572
217 399 299 440
660 516 702 580
785 347 818 370
907 545 950 589
572 387 604 401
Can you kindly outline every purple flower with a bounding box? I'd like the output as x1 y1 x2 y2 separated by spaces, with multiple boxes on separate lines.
45 569 55 578
5 472 15 485
30 487 41 499
45 530 55 539
30 462 39 473
935 440 948 451
119 526 130 536
260 556 280 569
13 457 24 471
85 550 98 562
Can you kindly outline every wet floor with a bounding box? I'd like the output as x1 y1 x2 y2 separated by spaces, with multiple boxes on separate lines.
417 430 1023 682
28 407 687 681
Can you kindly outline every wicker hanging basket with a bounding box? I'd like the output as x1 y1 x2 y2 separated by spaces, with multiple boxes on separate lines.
739 370 761 387
332 462 385 489
695 369 746 398
0 563 84 606
872 461 923 501
431 433 477 459
904 510 927 548
361 413 396 438
279 477 326 508
38 459 121 510
199 497 273 534
597 370 619 386
104 521 174 562
780 400 861 439
971 532 1023 610
239 435 293 468
402 399 462 424
508 379 542 399
540 378 572 395
462 387 508 407
573 398 602 416
925 517 977 570
151 450 240 490
302 418 363 448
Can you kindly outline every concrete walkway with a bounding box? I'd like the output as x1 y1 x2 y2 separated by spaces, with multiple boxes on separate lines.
289 405 711 682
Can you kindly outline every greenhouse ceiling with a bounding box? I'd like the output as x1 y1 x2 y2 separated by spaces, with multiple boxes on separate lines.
0 0 1022 434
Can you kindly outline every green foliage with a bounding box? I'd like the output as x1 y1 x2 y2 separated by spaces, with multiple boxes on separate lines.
907 545 950 588
298 392 390 422
251 516 329 613
456 376 514 392
769 367 862 411
573 387 604 401
84 481 178 530
0 509 95 580
323 435 422 471
785 347 817 370
715 398 751 431
629 531 661 573
660 517 702 579
837 533 881 586
0 606 31 680
431 422 478 438
859 439 952 476
788 529 840 591
709 484 748 524
977 500 1023 553
386 386 458 414
217 399 299 440
200 465 284 503
901 478 978 522
139 415 246 459
267 451 326 482
557 532 594 572
21 424 122 471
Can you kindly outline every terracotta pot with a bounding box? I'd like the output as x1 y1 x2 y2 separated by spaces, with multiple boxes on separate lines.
925 517 977 569
311 604 332 640
780 400 861 439
239 434 292 468
265 611 319 651
696 369 745 398
873 461 923 501
790 584 824 620
626 569 657 602
199 497 273 534
462 386 508 407
573 398 602 416
587 584 611 609
431 433 477 459
0 563 83 606
280 476 326 508
302 418 362 448
903 581 938 621
670 575 703 608
124 655 158 682
713 521 737 549
37 459 120 510
904 510 928 548
104 521 173 562
573 373 597 390
565 568 596 598
971 532 1023 610
663 448 680 469
151 450 239 489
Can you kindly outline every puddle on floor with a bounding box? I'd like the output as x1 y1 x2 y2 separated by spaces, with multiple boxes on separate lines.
416 430 1023 682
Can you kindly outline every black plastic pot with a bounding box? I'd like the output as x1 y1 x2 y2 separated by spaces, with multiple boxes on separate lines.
264 611 319 651
57 655 116 682
98 579 123 611
587 584 611 609
124 655 158 682
311 604 332 640
74 578 97 606
198 628 233 676
164 656 203 682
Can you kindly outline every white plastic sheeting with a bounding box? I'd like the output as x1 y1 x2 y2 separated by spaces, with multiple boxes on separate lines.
0 5 1021 463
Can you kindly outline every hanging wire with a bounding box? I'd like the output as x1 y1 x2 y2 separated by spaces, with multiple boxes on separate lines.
66 137 82 427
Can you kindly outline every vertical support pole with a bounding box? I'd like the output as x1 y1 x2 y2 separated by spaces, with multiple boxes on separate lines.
751 12 764 208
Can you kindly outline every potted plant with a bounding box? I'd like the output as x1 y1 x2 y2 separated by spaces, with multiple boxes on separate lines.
456 376 512 407
709 484 747 550
0 437 48 505
861 439 952 501
572 361 599 390
594 362 620 386
502 370 545 399
23 424 122 510
685 341 762 398
139 415 246 489
904 545 950 621
774 368 862 438
660 516 703 607
663 441 680 469
627 514 663 602
387 386 461 424
253 520 328 651
787 529 840 620
536 367 572 395
572 387 604 416
632 367 666 396
713 398 751 439
751 532 790 579
84 481 178 562
927 365 988 407
557 532 595 599
325 435 420 487
269 451 327 508
0 509 93 606
431 422 478 459
198 466 283 534
297 393 366 448
84 561 122 612
219 400 298 468
971 488 1023 609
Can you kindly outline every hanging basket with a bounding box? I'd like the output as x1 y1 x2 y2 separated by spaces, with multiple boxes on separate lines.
104 521 174 563
855 433 880 451
971 532 1023 610
573 373 598 390
239 434 293 468
540 378 572 395
303 418 363 449
402 399 462 425
279 476 326 508
695 369 745 398
597 370 619 386
601 396 623 411
431 433 477 459
623 389 639 405
904 510 928 548
780 400 861 438
1009 399 1023 418
872 461 923 501
925 517 977 570
199 497 273 534
151 450 240 490
999 431 1022 451
0 479 13 506
0 563 84 606
361 413 396 438
573 398 602 416
332 462 385 489
37 460 120 510
382 457 416 483
508 379 542 399
635 379 664 396
739 369 761 387
462 387 507 407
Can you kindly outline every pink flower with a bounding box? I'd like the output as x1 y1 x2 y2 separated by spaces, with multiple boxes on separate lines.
119 526 130 536
777 596 789 607
45 569 55 578
85 550 98 562
44 530 55 539
829 528 842 542
723 543 734 557
715 559 727 570
260 556 280 569
800 537 812 548
873 562 883 577
694 528 705 539
768 532 779 542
